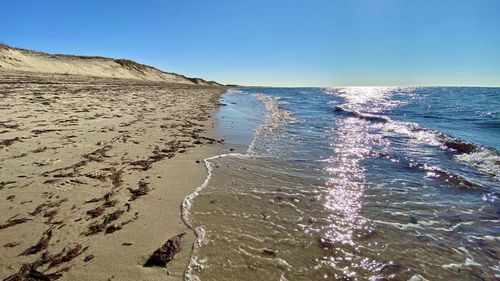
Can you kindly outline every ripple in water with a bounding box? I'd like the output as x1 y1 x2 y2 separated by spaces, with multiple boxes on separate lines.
184 87 500 281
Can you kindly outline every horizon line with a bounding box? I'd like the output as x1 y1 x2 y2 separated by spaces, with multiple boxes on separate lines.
3 42 499 89
239 84 500 89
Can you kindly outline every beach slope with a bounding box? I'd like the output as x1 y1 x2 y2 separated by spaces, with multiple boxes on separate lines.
0 47 226 280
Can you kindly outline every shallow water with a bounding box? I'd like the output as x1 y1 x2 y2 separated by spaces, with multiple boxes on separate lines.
184 87 499 281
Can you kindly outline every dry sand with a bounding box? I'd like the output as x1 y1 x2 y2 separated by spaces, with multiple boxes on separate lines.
0 70 227 280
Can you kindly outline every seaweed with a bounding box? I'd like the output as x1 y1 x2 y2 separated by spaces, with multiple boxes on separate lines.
0 137 22 148
128 181 150 200
144 233 185 267
3 241 20 248
52 171 76 178
47 244 89 268
30 199 67 216
3 263 65 281
43 179 61 185
102 210 124 224
42 249 65 267
0 181 17 190
20 228 52 255
129 151 174 171
83 145 112 162
85 191 115 205
42 160 87 177
43 209 58 223
85 223 107 236
0 217 31 230
129 159 152 171
103 191 114 202
102 199 118 208
31 129 63 135
84 172 108 181
110 167 124 188
105 224 122 234
86 206 105 218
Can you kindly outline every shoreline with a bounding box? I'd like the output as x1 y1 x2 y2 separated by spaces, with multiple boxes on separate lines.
0 70 227 280
67 143 223 281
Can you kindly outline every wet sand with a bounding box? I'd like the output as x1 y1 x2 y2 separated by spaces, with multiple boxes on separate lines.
0 70 226 280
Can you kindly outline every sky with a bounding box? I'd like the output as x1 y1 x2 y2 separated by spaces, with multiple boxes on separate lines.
1 0 499 87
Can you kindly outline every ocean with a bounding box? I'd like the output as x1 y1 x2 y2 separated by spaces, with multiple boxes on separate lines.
183 87 499 281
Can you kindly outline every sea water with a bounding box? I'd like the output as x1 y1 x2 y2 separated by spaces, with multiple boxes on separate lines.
183 87 499 281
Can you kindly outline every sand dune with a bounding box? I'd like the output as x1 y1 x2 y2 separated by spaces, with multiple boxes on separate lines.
0 44 220 86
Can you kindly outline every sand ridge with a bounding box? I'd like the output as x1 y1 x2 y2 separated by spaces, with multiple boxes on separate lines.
0 44 221 86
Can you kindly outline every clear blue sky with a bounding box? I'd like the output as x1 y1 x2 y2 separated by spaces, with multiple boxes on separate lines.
1 0 499 86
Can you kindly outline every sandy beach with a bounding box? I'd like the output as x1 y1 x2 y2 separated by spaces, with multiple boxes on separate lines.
3 2 499 280
0 68 227 280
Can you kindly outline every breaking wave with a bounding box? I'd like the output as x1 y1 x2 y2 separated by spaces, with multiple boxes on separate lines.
334 105 500 181
247 93 300 154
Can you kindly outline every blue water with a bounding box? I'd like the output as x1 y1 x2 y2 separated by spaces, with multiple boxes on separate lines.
186 87 499 281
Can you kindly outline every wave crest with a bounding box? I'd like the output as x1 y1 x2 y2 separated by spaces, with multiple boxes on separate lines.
247 93 300 154
254 93 300 131
333 105 499 181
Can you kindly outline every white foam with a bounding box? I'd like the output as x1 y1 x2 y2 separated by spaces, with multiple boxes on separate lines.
381 120 442 147
408 274 429 281
247 93 300 154
182 92 299 280
442 258 482 270
184 256 205 281
329 87 500 182
456 149 500 181
193 226 206 248
181 152 246 228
